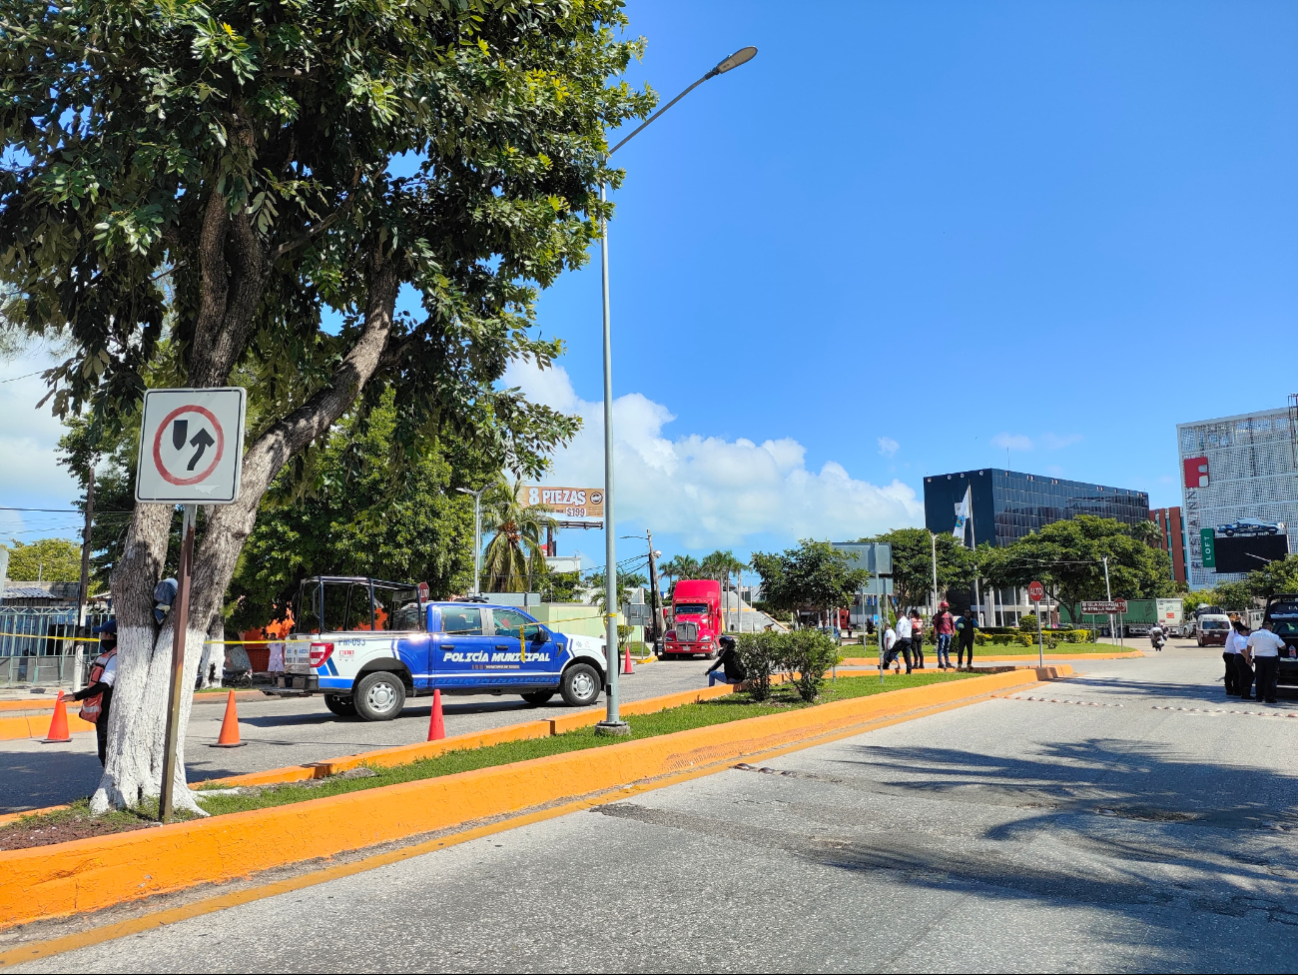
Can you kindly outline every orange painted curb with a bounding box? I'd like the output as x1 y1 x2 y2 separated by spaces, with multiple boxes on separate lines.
0 712 96 741
0 668 1064 930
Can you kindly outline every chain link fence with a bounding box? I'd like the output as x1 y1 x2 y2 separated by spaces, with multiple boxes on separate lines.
0 608 113 688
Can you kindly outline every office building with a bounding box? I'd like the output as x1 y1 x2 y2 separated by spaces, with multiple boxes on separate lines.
1149 507 1188 585
923 468 1151 548
1177 402 1298 587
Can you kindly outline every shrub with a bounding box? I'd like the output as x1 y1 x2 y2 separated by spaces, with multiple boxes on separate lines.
1062 629 1089 644
1014 633 1034 647
779 629 839 702
974 632 988 645
735 632 780 701
1019 612 1040 633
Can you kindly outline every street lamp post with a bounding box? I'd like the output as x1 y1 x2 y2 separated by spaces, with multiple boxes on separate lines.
594 45 757 736
457 486 488 595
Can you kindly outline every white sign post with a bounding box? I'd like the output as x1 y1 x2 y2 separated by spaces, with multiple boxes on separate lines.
135 388 246 821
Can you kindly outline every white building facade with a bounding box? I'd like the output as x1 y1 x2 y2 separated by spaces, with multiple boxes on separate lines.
1178 402 1298 588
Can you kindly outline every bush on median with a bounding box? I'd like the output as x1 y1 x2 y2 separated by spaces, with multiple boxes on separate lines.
736 629 841 703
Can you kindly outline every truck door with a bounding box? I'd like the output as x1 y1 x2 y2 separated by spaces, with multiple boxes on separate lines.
490 608 562 686
431 605 494 689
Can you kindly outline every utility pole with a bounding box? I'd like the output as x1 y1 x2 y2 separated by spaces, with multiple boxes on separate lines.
1103 555 1122 648
74 467 95 692
929 531 939 617
646 531 664 654
457 486 488 595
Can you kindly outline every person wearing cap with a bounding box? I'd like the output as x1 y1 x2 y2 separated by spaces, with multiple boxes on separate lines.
1245 619 1285 705
71 620 118 766
706 636 748 686
932 602 955 670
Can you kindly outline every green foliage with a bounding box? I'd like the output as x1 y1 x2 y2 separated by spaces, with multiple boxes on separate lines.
227 390 474 631
539 571 582 603
1018 612 1040 633
780 629 840 702
750 540 869 616
1212 581 1254 612
481 478 555 594
985 516 1175 624
861 528 972 608
1 537 82 583
659 555 701 594
1245 554 1298 600
735 632 780 701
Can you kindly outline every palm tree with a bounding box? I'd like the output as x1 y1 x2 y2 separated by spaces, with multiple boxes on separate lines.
480 477 556 592
659 554 700 598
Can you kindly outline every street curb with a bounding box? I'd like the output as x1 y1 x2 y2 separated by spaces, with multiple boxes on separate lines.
0 667 1069 931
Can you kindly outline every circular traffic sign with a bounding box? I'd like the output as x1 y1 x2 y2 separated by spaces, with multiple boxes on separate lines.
1027 580 1045 603
151 404 225 487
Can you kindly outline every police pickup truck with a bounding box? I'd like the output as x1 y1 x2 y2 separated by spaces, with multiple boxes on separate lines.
1263 594 1298 686
262 576 607 721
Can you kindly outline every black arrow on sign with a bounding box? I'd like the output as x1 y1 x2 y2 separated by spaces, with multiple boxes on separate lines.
172 419 189 450
187 428 216 471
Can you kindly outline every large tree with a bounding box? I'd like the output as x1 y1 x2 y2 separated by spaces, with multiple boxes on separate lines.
1 1 651 813
986 515 1174 624
750 539 869 624
1 537 83 583
861 528 973 610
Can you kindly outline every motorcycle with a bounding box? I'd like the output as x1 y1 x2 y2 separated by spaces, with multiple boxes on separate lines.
1149 630 1167 652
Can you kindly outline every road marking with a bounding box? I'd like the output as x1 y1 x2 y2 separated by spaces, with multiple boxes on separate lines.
1151 705 1298 718
0 681 1040 966
1004 695 1123 707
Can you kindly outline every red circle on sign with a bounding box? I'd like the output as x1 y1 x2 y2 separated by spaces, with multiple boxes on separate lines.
152 405 225 486
1027 581 1045 602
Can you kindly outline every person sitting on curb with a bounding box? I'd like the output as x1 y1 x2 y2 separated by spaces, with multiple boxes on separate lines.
707 636 748 686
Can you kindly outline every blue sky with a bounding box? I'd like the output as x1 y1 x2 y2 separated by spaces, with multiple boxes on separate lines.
4 0 1296 571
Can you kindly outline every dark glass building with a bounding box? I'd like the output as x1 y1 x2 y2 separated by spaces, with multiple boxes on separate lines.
924 469 1150 548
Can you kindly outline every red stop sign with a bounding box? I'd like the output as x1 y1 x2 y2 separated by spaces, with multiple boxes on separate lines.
1028 581 1045 602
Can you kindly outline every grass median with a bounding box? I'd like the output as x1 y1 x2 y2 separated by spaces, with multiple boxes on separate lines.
0 671 977 850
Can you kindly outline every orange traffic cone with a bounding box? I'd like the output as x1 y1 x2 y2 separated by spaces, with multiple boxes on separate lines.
209 691 246 748
428 689 445 741
622 643 634 675
41 691 72 743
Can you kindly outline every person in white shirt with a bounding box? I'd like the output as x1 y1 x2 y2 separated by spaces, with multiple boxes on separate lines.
1223 619 1248 697
1245 621 1286 704
890 613 913 674
881 624 897 673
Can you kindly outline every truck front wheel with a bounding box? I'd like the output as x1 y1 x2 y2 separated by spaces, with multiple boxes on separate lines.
561 663 601 707
354 672 407 721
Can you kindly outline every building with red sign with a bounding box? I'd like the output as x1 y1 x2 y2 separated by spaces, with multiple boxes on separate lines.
1149 507 1188 585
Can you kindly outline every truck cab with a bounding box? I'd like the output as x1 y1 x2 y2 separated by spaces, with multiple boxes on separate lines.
265 576 607 720
663 579 721 659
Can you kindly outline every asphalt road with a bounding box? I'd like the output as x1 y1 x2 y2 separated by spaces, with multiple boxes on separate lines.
13 641 1298 972
0 658 710 813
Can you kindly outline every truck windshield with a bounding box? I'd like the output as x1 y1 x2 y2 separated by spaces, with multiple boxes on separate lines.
675 603 709 616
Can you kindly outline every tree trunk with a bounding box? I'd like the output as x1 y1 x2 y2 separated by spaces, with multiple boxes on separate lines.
90 260 400 814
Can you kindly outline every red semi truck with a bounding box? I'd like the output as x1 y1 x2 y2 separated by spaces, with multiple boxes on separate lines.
662 579 722 658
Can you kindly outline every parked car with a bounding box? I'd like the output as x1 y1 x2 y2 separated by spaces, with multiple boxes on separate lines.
1195 614 1231 647
1262 594 1298 686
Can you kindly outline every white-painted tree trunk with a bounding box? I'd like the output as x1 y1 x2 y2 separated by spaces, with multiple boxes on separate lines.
90 621 209 815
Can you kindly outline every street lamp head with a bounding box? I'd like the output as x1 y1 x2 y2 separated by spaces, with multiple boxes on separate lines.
709 46 758 77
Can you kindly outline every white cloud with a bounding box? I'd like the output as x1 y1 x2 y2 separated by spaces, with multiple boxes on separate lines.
503 361 923 548
877 436 900 458
0 357 78 499
991 432 1034 451
1041 432 1083 450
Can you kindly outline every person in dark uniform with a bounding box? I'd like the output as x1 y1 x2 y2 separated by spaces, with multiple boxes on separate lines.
71 620 118 766
1231 619 1254 700
707 636 748 686
956 609 978 671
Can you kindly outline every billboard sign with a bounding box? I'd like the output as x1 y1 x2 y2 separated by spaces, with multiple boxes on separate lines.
1213 532 1289 574
1200 528 1216 568
518 485 604 519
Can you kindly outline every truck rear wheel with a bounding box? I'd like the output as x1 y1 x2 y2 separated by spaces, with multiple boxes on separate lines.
354 671 406 721
324 695 357 717
560 663 601 707
521 690 554 706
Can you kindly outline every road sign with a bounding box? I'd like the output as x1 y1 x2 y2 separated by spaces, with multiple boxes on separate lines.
1027 581 1045 603
1081 600 1127 615
1200 528 1217 568
136 388 246 504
